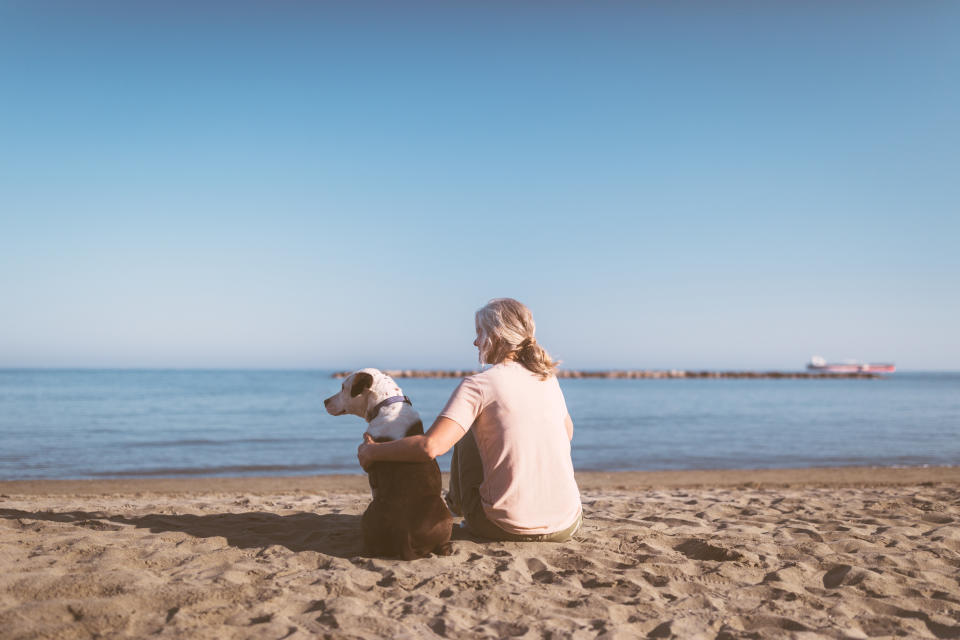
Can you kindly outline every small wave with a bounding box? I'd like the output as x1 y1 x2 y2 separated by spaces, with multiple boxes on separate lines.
87 463 343 477
127 437 318 448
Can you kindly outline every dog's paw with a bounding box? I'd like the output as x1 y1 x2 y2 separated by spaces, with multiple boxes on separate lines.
434 542 454 556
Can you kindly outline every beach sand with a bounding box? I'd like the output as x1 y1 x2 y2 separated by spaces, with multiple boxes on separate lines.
1 467 958 639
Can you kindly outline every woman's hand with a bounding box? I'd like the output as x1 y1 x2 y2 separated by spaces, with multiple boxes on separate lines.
355 419 466 469
357 433 377 471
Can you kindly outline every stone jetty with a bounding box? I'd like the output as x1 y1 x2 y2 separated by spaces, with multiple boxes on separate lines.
332 369 883 379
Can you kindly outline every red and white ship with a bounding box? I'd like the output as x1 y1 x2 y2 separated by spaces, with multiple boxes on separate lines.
807 356 895 374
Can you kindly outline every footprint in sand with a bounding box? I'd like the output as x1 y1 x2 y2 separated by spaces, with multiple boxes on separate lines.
674 539 743 562
525 557 567 585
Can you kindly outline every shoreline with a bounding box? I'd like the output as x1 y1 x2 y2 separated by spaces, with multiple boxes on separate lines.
2 465 957 495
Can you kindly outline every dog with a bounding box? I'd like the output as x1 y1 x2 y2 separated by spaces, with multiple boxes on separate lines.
324 368 453 560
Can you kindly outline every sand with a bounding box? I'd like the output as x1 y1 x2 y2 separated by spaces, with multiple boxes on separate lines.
1 467 958 639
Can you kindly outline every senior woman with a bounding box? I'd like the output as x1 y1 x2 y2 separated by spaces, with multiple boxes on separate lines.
357 298 582 542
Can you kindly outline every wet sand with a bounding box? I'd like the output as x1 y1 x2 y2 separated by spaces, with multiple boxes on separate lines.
1 467 958 639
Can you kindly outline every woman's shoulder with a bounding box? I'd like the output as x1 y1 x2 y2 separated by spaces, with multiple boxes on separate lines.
475 361 560 388
478 360 528 378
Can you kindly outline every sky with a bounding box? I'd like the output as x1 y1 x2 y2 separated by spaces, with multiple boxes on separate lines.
1 2 958 370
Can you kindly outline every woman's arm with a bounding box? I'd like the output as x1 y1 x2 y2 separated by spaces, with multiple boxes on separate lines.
565 414 574 441
357 417 466 470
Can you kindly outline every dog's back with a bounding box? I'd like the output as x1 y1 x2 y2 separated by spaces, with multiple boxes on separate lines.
363 420 453 559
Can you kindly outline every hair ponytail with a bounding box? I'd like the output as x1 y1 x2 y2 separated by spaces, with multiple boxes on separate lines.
514 336 559 380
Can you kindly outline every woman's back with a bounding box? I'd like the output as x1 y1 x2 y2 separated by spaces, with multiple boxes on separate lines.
440 360 581 535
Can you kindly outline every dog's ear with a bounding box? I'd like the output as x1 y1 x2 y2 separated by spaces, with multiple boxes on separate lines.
350 372 374 397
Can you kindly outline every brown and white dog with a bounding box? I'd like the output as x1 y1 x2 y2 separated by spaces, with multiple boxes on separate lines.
324 368 452 560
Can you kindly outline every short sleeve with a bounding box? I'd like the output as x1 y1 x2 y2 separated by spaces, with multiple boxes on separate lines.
438 376 485 432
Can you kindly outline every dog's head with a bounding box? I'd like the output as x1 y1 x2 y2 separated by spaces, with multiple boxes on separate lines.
324 368 403 421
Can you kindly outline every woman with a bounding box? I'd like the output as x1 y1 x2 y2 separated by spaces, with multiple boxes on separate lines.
357 298 582 542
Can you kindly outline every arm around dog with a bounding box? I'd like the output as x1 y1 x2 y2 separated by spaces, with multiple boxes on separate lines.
357 417 466 470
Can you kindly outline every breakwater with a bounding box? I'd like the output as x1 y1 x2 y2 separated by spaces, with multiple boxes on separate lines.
331 369 884 379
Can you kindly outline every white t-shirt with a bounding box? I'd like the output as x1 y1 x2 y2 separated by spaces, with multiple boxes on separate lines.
439 360 582 535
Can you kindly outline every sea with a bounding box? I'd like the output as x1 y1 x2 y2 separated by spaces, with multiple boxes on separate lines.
0 370 957 481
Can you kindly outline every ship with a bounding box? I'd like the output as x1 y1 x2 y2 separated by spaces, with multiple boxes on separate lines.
807 356 895 374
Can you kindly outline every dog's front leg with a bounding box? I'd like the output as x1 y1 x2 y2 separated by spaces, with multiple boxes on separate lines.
361 504 384 557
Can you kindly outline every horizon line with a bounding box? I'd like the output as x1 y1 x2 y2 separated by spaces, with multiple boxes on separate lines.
0 366 955 374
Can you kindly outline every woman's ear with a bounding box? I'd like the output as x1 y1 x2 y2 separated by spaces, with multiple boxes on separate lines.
350 372 374 397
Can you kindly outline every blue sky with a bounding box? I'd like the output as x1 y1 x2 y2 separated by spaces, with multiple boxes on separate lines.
1 3 958 370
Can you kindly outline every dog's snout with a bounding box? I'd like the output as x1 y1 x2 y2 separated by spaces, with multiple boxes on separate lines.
323 397 332 407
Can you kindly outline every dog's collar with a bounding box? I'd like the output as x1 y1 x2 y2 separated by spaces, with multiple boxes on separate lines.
366 395 412 422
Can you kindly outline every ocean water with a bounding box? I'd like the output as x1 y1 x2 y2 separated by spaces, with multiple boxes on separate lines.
0 370 957 480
